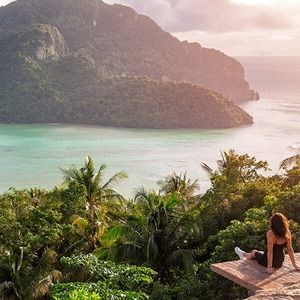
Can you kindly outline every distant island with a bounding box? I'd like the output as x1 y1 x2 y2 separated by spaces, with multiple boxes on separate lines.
0 0 256 128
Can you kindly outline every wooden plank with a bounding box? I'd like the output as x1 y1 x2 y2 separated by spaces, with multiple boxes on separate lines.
211 260 265 291
256 266 298 290
282 253 300 270
210 253 300 291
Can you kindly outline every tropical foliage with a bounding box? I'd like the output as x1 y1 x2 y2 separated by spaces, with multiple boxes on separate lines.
0 152 300 299
61 156 127 251
51 255 156 300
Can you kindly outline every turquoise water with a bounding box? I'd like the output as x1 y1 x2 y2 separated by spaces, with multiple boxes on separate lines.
0 97 299 196
1 57 300 196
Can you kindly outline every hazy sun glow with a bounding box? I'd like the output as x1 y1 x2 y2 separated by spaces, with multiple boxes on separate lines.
232 0 300 6
103 0 300 56
1 0 300 56
233 0 277 4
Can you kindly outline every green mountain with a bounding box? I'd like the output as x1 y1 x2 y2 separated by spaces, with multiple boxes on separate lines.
0 0 254 128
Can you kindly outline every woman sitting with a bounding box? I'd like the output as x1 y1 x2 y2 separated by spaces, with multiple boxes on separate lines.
235 213 300 274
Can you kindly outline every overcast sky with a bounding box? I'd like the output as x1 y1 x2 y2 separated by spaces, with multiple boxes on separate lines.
1 0 299 56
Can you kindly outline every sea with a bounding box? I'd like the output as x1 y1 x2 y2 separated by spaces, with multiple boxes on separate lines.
0 56 299 196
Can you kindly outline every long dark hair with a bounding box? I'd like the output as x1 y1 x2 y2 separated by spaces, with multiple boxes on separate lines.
270 213 289 238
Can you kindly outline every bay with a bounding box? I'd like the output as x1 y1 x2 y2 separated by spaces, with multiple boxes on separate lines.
0 57 299 196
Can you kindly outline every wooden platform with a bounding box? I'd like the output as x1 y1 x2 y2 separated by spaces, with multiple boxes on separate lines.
211 253 300 291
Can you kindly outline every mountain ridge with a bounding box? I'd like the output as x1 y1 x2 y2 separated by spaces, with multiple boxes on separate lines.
0 0 254 128
0 0 256 102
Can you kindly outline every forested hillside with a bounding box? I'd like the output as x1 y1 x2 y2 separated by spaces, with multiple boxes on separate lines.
0 0 255 128
0 22 252 128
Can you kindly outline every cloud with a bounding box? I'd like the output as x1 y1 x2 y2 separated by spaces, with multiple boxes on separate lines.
0 0 14 6
255 12 290 29
104 0 293 33
173 29 299 56
1 0 298 55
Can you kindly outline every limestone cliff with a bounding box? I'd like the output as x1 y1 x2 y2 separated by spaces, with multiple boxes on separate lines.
0 0 254 128
0 0 256 102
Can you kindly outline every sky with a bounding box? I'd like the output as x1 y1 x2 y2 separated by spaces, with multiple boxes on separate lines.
1 0 300 56
103 0 300 56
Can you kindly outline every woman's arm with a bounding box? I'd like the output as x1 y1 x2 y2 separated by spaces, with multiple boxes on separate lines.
267 231 275 274
286 231 300 270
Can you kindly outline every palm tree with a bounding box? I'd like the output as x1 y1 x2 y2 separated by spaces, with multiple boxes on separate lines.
0 246 62 300
201 149 268 182
159 172 199 202
61 156 128 250
100 188 201 282
280 146 300 169
96 199 148 265
201 149 241 176
134 189 201 282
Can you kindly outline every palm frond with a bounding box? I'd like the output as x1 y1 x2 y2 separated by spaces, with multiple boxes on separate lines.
134 187 148 202
159 172 200 197
201 162 214 175
60 166 83 183
102 171 128 190
91 164 105 191
134 188 158 213
147 235 158 261
99 188 125 203
99 224 126 247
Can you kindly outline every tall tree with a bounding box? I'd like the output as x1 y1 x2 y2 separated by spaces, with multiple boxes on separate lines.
158 172 200 210
135 190 201 282
98 187 202 282
201 149 269 197
0 189 63 300
61 156 128 250
200 150 270 236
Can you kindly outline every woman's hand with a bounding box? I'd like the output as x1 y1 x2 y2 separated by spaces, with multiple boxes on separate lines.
267 266 274 274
